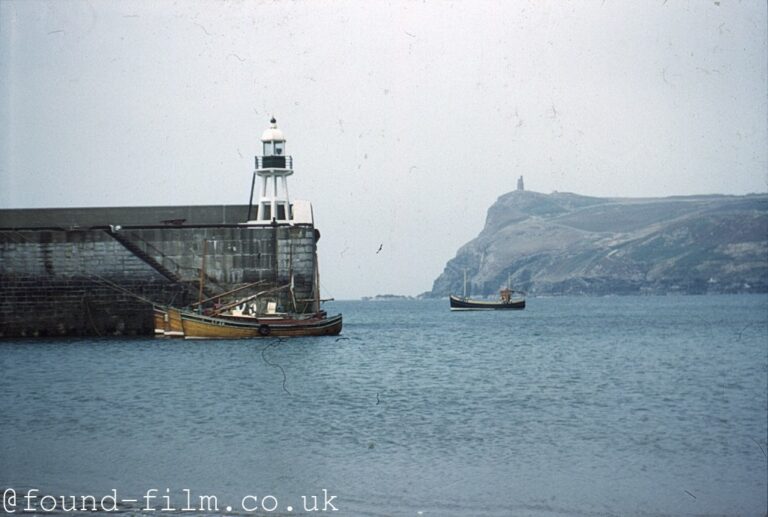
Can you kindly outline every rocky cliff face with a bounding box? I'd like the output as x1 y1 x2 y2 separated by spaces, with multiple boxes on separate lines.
430 191 768 296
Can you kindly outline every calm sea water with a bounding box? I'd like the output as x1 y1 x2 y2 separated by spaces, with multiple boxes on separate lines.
1 295 766 517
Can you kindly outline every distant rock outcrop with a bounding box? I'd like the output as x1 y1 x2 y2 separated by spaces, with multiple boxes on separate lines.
429 191 768 296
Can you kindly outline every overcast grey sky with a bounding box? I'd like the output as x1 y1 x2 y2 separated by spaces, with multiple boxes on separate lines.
1 0 766 299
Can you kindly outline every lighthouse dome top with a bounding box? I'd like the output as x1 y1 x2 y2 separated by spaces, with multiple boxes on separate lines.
261 117 285 142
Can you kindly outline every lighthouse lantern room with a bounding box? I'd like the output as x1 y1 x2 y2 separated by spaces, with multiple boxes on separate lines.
246 118 313 226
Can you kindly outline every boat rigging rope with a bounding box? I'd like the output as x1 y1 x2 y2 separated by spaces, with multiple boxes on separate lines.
261 339 291 396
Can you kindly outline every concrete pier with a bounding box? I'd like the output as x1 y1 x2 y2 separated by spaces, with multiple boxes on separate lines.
0 205 318 337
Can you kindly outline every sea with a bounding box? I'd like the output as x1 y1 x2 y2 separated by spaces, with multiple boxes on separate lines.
1 295 766 517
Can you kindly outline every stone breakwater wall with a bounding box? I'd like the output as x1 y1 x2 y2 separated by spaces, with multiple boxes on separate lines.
0 206 318 338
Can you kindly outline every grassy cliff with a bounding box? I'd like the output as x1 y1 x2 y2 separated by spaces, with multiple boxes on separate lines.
430 191 768 296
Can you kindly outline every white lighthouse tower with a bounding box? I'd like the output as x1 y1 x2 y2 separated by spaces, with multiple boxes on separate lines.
246 117 313 225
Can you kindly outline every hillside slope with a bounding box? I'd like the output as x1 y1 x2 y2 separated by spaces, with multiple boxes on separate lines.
430 191 768 296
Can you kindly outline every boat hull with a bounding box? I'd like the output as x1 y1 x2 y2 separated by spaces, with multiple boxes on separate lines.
449 295 525 310
155 307 342 339
153 306 185 337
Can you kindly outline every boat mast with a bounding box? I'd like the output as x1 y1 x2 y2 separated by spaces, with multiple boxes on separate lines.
288 241 297 312
189 279 266 308
314 250 321 313
463 269 467 298
198 239 208 311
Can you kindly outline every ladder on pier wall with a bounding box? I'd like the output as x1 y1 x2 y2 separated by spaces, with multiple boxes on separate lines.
106 230 223 299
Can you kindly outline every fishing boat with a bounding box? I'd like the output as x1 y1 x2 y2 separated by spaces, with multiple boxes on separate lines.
449 291 526 310
449 271 526 311
154 278 342 339
154 305 342 339
153 263 343 339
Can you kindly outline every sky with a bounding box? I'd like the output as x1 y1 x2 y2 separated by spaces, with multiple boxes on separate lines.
1 0 766 299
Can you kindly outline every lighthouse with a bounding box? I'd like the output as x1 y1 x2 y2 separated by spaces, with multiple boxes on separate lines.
246 117 313 225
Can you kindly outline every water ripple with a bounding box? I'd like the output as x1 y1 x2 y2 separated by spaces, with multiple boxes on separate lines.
1 295 766 516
